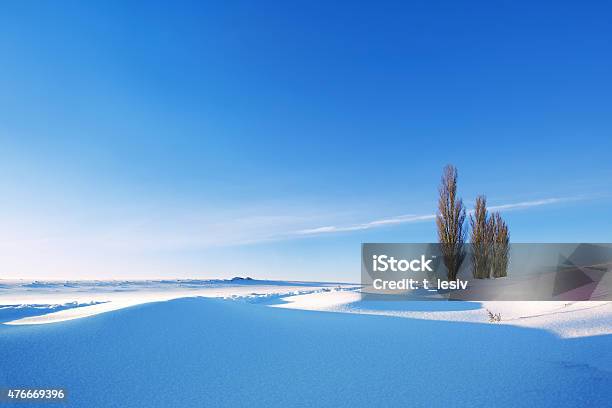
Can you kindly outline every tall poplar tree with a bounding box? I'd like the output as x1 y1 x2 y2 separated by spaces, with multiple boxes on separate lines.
436 165 466 280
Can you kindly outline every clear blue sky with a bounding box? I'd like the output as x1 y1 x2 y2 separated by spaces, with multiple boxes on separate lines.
0 1 611 281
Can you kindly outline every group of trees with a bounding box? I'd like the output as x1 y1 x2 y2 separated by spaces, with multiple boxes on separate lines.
436 165 510 280
470 196 510 278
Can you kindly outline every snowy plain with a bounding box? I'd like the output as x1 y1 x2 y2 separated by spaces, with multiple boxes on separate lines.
0 279 610 407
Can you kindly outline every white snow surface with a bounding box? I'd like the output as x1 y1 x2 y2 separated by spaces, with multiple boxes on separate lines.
1 279 610 337
273 290 612 338
0 279 610 407
0 279 352 325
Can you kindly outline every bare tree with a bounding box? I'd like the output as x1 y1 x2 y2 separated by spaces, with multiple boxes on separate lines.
491 212 510 278
470 195 493 279
436 165 466 280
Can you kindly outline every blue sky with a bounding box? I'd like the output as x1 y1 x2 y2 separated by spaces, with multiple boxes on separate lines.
0 1 611 281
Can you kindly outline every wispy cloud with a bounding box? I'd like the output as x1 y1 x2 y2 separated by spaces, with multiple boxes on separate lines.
293 197 577 237
0 196 583 271
294 214 436 235
487 197 569 211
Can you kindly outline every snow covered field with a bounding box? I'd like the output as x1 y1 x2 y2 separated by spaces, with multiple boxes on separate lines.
0 279 611 407
0 279 349 325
